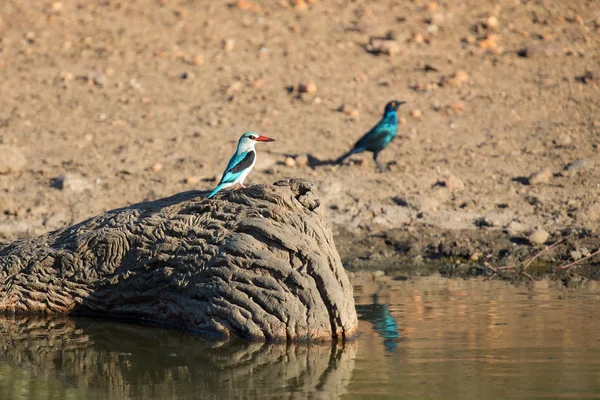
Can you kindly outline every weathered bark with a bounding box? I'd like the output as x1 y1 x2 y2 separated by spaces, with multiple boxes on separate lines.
0 316 357 399
0 179 358 341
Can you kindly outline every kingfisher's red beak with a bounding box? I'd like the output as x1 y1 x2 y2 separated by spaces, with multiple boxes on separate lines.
255 135 275 142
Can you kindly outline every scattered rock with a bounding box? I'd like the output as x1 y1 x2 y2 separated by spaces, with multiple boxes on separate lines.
339 104 359 119
439 69 470 87
444 175 465 191
0 145 27 174
298 81 317 94
372 270 385 278
293 0 308 10
367 38 401 56
424 2 437 11
570 247 590 261
464 35 477 45
295 153 309 167
226 81 244 95
410 109 422 119
50 2 63 12
54 173 93 192
408 195 439 212
236 0 261 12
555 133 573 147
251 78 266 88
85 70 106 86
192 55 204 65
411 33 425 44
151 162 163 172
528 228 549 245
223 38 236 51
485 16 499 30
577 202 600 223
517 44 562 58
565 158 595 174
284 157 296 167
478 33 501 53
528 168 552 185
185 176 201 185
454 69 470 84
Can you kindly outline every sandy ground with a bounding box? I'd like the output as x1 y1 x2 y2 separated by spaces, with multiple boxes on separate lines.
1 0 599 272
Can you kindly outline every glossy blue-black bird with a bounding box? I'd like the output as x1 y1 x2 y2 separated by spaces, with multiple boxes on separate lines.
208 132 275 198
336 100 406 171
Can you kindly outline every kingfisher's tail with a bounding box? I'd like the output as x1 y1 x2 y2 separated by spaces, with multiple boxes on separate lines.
336 148 362 164
208 182 229 198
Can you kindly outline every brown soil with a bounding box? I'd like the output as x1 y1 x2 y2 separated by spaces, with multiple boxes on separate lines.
1 1 599 274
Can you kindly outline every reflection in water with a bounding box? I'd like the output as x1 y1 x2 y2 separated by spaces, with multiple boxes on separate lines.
356 294 399 352
3 275 600 399
0 316 356 400
350 274 600 400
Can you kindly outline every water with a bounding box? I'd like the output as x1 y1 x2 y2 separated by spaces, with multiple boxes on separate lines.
2 275 600 400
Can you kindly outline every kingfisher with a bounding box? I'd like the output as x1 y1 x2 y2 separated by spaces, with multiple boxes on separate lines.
336 100 406 171
208 131 275 198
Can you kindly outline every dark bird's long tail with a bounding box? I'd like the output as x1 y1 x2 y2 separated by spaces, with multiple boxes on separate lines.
336 148 362 164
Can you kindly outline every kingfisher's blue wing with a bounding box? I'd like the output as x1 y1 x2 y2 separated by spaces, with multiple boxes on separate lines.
218 150 255 184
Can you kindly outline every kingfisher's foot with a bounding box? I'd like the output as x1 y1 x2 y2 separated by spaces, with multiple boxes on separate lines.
233 183 240 189
240 183 247 189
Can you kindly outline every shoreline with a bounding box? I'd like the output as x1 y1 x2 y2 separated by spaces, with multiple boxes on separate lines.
334 226 600 280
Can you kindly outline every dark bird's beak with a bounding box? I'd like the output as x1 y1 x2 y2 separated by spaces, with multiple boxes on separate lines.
255 135 275 142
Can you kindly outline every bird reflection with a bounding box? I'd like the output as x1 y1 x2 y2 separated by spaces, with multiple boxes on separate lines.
356 293 400 351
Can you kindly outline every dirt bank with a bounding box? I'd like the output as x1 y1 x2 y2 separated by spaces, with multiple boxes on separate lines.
1 1 599 274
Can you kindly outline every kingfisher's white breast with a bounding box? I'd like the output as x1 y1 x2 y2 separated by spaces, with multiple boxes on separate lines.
237 149 256 185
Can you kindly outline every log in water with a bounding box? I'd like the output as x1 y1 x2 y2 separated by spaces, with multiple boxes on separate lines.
0 179 358 341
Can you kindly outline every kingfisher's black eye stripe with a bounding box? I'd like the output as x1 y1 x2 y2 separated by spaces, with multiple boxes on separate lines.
229 150 255 173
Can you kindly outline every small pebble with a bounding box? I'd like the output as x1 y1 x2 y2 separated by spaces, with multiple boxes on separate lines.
425 2 437 11
368 39 401 55
486 16 499 30
86 70 106 87
54 172 93 192
298 81 317 94
505 221 526 236
528 228 549 245
284 157 296 167
236 0 261 12
565 158 595 174
412 33 425 44
223 38 236 51
454 69 469 83
151 163 163 172
295 153 309 167
192 54 204 65
410 109 422 119
478 33 499 50
185 176 201 184
528 168 552 185
444 175 465 191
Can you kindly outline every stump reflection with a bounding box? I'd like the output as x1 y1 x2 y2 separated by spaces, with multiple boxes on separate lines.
0 316 357 400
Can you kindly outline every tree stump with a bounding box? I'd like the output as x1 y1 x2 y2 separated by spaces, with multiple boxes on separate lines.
0 179 358 341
